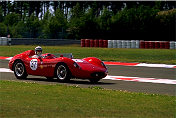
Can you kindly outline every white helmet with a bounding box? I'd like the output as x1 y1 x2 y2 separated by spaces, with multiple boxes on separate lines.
35 46 42 55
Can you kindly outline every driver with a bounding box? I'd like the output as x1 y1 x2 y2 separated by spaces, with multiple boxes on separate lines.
32 46 42 58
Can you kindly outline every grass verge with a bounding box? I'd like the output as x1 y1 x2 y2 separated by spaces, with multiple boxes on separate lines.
0 45 175 64
0 80 175 118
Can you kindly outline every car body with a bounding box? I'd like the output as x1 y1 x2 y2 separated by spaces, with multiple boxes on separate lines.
9 50 108 83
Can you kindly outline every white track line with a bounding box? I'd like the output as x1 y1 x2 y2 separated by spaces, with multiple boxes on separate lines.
0 68 13 73
135 63 176 68
5 57 13 60
0 68 175 85
103 75 176 85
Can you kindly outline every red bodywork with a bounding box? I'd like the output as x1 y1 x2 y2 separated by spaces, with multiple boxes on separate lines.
9 50 107 79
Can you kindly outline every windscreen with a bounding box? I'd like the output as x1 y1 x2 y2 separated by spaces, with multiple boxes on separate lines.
53 53 73 59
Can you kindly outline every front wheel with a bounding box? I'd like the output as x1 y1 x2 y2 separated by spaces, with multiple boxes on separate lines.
55 63 71 82
14 61 28 79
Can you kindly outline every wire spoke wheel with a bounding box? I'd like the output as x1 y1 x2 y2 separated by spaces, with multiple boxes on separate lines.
55 64 71 82
57 65 67 80
15 63 24 77
14 61 27 79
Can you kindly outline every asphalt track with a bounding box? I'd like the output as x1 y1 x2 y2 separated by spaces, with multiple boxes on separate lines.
0 60 175 96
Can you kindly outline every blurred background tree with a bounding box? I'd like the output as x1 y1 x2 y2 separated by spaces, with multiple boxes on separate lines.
0 1 175 41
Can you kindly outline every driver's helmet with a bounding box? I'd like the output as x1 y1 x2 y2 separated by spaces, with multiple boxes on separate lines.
35 46 42 55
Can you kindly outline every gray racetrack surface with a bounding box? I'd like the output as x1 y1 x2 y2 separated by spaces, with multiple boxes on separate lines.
0 60 175 96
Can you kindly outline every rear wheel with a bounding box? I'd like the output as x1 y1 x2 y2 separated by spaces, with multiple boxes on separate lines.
14 61 28 79
55 63 71 82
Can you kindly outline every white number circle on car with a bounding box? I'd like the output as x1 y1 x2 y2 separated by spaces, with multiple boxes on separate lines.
30 59 38 70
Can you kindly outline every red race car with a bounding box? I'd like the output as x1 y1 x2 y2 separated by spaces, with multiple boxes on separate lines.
9 50 108 83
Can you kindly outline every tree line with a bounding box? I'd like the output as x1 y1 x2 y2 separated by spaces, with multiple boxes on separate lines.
0 1 175 41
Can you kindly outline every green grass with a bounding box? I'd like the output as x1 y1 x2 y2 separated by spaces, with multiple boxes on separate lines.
0 80 175 118
0 45 175 64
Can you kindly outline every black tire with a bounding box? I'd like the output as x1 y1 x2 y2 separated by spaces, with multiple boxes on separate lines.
13 61 28 79
89 78 101 84
55 63 71 82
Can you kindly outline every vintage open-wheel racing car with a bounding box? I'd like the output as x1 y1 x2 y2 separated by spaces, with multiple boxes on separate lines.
9 50 108 83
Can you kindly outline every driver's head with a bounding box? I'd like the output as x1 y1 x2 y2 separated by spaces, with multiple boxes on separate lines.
35 46 42 55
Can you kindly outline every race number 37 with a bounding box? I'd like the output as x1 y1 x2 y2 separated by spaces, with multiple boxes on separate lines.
30 59 38 70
